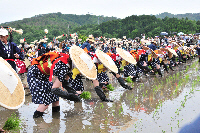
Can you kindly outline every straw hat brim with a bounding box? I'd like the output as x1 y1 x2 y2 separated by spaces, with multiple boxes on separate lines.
96 50 118 73
69 46 97 80
168 50 173 59
0 57 25 109
143 46 149 50
173 42 180 48
149 48 158 59
160 48 168 52
160 48 173 59
180 40 186 43
116 48 136 65
177 43 182 47
154 49 164 55
167 48 178 57
143 46 158 58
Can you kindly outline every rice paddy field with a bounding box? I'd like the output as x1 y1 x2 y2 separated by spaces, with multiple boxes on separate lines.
1 58 200 133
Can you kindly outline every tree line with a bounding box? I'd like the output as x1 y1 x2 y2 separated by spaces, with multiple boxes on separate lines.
74 15 200 39
155 12 200 21
1 13 200 44
1 12 117 44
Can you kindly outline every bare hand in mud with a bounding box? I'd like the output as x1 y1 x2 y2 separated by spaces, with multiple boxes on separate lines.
76 91 82 95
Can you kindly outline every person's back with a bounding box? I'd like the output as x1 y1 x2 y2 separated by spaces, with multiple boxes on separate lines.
81 41 90 51
148 43 156 51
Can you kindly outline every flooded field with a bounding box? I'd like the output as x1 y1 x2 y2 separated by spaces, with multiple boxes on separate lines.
1 59 200 133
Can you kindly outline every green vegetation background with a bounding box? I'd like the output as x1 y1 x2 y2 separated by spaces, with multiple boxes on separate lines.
1 12 200 44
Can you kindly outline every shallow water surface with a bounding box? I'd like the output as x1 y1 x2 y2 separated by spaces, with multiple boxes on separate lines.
1 59 200 133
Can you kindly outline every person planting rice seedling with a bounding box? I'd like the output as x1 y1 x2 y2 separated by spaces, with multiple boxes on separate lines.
27 51 81 118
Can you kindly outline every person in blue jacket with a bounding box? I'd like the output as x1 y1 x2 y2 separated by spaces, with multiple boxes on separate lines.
147 41 163 76
81 35 94 51
0 28 24 71
148 41 157 51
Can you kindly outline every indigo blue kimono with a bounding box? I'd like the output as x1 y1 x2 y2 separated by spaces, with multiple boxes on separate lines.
81 41 90 51
0 41 24 71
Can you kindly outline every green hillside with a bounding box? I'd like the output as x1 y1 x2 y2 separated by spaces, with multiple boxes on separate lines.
0 12 118 44
1 12 200 44
155 12 200 21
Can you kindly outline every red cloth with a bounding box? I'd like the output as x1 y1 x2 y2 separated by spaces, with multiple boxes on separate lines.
5 59 15 61
111 53 116 61
89 52 98 60
49 53 69 82
15 59 27 74
137 49 146 55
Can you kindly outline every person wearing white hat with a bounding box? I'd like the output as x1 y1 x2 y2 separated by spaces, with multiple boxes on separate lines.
0 28 24 71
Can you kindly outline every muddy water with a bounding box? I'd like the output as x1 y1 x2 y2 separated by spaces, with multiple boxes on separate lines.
1 59 200 133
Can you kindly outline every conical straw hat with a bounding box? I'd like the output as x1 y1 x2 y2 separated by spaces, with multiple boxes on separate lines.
95 49 118 73
172 42 179 47
116 48 136 65
0 57 25 109
177 43 182 47
160 48 173 59
160 48 168 52
69 45 97 80
143 46 149 51
167 48 178 57
154 49 164 55
167 50 173 59
143 46 158 59
149 49 158 59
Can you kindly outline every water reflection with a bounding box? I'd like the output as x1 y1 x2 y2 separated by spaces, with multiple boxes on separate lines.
0 59 199 133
